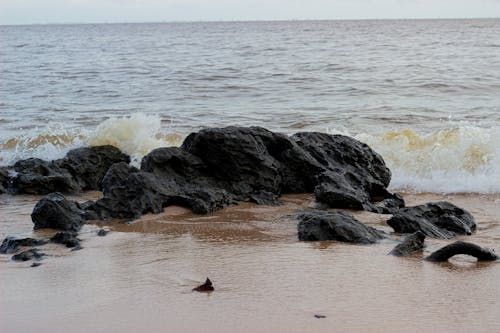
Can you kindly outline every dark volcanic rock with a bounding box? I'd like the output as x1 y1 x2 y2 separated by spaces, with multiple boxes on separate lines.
389 231 426 256
56 145 129 191
50 231 80 248
31 192 86 231
387 202 476 239
32 127 400 221
11 248 45 261
5 145 129 195
0 237 48 254
193 278 214 292
426 241 497 262
297 211 385 243
0 167 8 194
10 158 79 194
292 132 395 212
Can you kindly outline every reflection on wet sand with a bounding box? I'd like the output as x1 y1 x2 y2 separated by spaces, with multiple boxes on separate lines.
0 192 499 333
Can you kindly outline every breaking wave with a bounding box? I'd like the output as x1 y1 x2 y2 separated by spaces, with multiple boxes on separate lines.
1 114 498 194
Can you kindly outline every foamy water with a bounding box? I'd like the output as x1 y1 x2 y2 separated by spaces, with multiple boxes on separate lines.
1 113 499 194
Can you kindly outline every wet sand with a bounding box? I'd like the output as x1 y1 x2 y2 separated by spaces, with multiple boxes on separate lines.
1 192 499 333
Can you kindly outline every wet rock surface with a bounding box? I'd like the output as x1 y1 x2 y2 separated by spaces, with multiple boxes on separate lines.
389 231 426 256
426 241 498 262
11 248 45 261
0 237 48 254
59 127 401 221
50 231 81 248
387 202 476 239
297 210 385 243
31 192 87 232
2 146 129 195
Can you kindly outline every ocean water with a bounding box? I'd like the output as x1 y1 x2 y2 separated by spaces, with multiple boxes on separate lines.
1 19 500 192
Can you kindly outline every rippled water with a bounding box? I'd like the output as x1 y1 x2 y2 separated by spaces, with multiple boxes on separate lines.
1 19 499 192
1 19 500 134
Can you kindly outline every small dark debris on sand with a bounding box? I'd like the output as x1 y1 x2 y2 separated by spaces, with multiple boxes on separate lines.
314 314 326 319
193 278 214 292
30 262 42 267
97 229 109 236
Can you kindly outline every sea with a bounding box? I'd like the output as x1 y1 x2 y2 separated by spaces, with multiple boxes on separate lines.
1 19 499 333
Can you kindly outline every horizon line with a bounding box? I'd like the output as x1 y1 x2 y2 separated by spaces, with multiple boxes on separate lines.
1 16 499 27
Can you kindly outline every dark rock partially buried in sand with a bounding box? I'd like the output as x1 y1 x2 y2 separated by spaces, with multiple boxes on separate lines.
387 202 476 239
4 146 129 195
0 237 48 254
389 231 426 256
426 241 497 262
297 211 385 243
0 167 8 194
97 229 109 236
31 192 86 232
193 278 214 292
59 127 402 221
50 231 81 248
11 248 45 261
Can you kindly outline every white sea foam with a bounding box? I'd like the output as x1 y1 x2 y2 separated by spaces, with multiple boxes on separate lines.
355 126 500 194
1 115 498 194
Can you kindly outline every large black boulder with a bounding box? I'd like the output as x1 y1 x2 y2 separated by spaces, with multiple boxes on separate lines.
297 211 385 243
387 202 476 239
426 241 497 262
389 231 426 256
4 146 129 194
31 192 86 231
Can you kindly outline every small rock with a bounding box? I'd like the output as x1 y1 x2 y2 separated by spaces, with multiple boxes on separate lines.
297 210 385 243
97 229 109 237
387 202 476 239
31 192 86 232
30 262 42 267
0 236 47 254
193 278 214 292
389 231 426 256
11 249 45 261
50 231 80 248
314 314 326 319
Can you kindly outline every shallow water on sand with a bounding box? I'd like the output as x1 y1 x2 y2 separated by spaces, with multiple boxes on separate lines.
1 192 499 333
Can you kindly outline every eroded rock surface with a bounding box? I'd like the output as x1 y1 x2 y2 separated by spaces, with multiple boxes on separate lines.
31 192 87 231
297 210 385 243
3 146 129 194
77 127 401 220
389 231 426 256
0 237 48 254
387 202 476 239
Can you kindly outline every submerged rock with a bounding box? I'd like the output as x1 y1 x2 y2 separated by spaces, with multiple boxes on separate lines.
31 192 86 232
50 231 80 248
4 146 129 195
387 202 476 239
0 237 48 254
11 249 45 261
297 211 385 243
193 278 214 292
426 241 497 262
389 231 426 256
